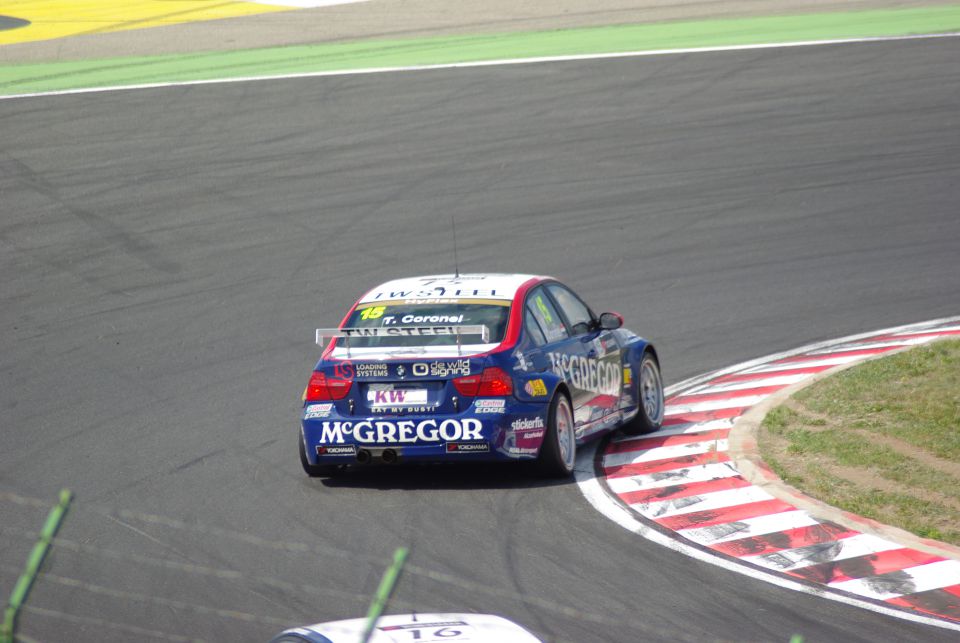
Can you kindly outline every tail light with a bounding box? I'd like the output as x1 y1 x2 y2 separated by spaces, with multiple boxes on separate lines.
304 371 352 401
453 367 513 397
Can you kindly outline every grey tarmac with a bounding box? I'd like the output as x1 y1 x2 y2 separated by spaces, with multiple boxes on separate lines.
1 36 959 642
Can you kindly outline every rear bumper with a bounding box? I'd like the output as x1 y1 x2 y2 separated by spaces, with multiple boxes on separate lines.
301 400 548 466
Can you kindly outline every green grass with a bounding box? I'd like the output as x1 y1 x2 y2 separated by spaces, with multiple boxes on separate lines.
2 5 960 96
798 339 960 459
759 339 960 545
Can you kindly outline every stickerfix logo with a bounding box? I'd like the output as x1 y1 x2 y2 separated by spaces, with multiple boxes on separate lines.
316 445 356 456
547 352 622 396
304 403 333 419
524 379 548 397
474 399 506 414
511 417 545 431
446 442 490 453
317 419 483 444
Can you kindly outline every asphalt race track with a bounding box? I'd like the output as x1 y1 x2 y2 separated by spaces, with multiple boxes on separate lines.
2 38 959 642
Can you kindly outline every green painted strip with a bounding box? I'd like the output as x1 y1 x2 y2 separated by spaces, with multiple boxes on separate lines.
2 489 72 643
360 547 409 643
1 5 959 96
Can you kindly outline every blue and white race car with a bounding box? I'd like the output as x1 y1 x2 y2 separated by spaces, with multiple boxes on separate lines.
300 274 663 477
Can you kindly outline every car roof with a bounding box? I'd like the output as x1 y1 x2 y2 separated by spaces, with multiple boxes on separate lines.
271 612 542 643
357 274 545 304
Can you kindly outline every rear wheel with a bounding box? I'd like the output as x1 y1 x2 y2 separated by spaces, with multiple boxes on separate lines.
537 393 576 477
299 435 342 477
621 352 664 436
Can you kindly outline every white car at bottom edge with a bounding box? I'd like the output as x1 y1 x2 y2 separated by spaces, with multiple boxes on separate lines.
269 612 542 643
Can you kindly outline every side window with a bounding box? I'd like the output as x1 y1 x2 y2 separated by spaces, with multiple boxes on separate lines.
547 284 594 335
526 287 569 343
525 310 548 346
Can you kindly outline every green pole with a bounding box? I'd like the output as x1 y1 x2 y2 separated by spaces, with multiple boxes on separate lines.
359 547 409 643
2 489 73 643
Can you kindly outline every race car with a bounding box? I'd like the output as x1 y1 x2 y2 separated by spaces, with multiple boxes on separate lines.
300 274 663 477
270 612 542 642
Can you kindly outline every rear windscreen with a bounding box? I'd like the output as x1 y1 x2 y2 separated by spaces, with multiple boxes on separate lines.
341 299 511 347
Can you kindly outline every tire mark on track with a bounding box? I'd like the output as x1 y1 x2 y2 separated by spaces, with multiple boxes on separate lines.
0 155 181 276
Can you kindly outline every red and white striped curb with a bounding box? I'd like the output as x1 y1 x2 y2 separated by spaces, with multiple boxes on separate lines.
577 316 960 631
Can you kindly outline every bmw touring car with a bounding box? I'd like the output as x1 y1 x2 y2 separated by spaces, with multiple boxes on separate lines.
300 274 663 477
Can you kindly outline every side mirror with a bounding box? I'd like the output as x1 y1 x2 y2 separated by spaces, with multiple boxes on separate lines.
599 311 623 330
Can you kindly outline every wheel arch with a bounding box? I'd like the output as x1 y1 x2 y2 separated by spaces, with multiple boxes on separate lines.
642 343 659 367
553 381 572 405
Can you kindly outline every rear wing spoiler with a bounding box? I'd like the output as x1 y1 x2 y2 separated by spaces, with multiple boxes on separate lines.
315 325 490 357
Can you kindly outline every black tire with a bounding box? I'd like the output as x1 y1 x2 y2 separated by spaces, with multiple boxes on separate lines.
299 435 343 477
621 352 664 436
537 392 577 477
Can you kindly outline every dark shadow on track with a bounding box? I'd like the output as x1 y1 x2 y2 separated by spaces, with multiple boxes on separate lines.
317 462 570 490
0 16 30 32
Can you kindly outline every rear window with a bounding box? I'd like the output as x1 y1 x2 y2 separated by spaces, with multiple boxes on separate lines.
341 300 511 347
527 287 568 343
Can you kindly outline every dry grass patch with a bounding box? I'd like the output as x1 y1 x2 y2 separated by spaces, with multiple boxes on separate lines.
759 339 960 545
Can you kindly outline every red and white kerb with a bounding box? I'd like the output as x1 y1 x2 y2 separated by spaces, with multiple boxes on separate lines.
594 318 960 625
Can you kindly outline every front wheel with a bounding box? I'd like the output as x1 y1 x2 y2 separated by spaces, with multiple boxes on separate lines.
537 393 576 477
299 435 343 478
621 352 664 436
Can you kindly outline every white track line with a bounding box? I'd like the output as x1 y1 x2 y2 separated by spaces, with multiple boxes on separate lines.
805 338 925 354
892 325 960 336
2 32 959 101
682 373 810 394
739 354 867 373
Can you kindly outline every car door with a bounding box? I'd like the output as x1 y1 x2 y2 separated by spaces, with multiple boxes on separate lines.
520 285 592 430
545 283 623 432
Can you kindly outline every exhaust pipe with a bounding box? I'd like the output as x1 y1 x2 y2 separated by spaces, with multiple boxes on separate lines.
381 449 398 464
356 449 372 465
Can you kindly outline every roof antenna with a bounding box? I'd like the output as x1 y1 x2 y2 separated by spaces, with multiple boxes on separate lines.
451 214 460 278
